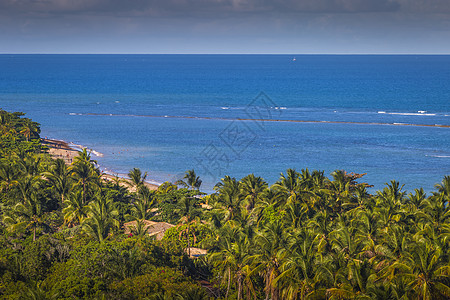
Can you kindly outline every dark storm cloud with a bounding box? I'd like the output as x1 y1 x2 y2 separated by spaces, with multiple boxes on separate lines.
0 0 404 17
1 0 449 53
2 0 450 17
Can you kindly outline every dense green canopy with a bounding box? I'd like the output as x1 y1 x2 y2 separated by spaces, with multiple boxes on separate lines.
0 109 448 299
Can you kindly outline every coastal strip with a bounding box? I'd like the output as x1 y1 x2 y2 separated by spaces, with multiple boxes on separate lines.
42 138 79 164
42 138 159 191
72 113 450 128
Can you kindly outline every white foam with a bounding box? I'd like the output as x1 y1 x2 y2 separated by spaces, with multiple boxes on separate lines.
221 107 229 110
378 111 435 116
69 143 104 157
91 150 104 157
426 155 450 158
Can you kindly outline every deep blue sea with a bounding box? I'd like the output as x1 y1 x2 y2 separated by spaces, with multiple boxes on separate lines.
1 54 449 193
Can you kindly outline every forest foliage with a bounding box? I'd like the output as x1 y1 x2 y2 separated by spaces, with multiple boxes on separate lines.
0 109 449 299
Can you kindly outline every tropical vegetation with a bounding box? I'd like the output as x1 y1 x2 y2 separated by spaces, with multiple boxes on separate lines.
0 108 449 299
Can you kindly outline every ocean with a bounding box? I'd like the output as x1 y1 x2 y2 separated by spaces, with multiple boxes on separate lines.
0 54 449 193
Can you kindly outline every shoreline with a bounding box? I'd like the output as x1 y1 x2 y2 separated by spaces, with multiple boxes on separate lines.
42 138 160 191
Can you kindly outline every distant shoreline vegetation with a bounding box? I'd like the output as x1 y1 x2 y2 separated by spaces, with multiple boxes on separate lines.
0 108 449 299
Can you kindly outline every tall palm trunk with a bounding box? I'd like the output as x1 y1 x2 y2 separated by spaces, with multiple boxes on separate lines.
225 267 231 300
187 222 191 257
237 274 243 300
82 179 86 204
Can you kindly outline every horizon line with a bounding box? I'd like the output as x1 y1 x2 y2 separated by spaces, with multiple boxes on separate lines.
1 53 450 55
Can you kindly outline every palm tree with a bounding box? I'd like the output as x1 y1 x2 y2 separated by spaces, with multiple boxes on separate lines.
253 188 285 222
328 170 353 213
127 167 147 190
22 280 59 300
3 192 50 241
273 169 300 204
70 149 100 204
42 158 72 204
0 162 19 193
249 220 287 300
382 241 450 299
0 111 17 137
209 230 254 300
73 148 97 166
16 173 39 205
330 222 364 263
308 210 334 256
310 169 329 191
422 193 450 230
407 188 427 212
352 209 384 261
239 174 268 212
19 118 40 142
62 190 89 226
157 181 178 194
434 175 450 198
276 228 320 300
176 196 202 256
176 169 202 190
82 194 119 242
377 180 406 209
105 247 144 280
214 176 243 222
128 185 155 221
375 180 407 233
127 218 150 237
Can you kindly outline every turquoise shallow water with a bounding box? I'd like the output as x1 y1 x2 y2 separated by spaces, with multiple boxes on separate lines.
0 55 449 192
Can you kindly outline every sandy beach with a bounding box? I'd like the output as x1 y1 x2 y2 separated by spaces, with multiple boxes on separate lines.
42 138 79 164
42 138 159 191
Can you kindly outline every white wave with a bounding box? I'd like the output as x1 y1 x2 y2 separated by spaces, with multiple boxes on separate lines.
378 110 436 116
144 179 163 186
378 111 436 116
426 155 450 158
91 150 104 157
221 107 229 110
69 143 104 157
115 101 120 103
69 112 82 116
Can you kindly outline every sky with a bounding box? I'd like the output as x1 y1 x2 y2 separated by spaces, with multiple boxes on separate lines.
0 0 449 54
